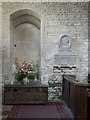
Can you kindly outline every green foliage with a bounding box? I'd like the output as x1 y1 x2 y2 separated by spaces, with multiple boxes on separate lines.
15 61 37 81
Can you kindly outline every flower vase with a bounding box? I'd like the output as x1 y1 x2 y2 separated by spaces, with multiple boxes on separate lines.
34 76 37 81
23 77 28 84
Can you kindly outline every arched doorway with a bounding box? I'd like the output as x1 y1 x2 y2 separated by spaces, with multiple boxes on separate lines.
10 9 41 82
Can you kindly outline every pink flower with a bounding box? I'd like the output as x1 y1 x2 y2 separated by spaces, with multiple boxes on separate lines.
23 67 28 73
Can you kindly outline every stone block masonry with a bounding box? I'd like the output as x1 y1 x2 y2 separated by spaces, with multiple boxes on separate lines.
48 75 62 102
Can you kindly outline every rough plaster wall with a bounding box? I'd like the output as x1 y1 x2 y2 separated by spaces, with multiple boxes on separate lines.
14 23 40 63
0 2 2 84
0 2 2 119
1 0 89 2
2 2 88 84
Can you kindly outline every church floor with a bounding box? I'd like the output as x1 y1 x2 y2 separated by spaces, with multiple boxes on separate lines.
2 102 74 119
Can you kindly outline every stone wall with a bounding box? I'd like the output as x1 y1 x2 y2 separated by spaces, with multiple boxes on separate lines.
88 2 90 75
40 2 88 83
2 2 88 102
0 2 2 119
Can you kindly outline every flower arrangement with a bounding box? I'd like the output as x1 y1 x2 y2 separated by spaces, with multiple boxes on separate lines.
15 60 38 82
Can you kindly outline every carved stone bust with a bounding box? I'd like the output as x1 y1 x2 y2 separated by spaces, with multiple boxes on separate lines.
59 35 71 50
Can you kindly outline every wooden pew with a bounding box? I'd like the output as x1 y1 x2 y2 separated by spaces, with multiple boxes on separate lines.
62 75 90 119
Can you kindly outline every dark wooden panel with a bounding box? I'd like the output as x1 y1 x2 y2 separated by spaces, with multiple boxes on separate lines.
69 83 75 115
3 83 48 105
62 78 65 100
87 89 90 119
75 86 87 118
3 87 21 104
62 75 90 119
63 80 70 107
21 87 48 104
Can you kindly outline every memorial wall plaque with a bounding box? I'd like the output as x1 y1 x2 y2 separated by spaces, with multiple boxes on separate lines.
54 55 76 67
59 35 71 50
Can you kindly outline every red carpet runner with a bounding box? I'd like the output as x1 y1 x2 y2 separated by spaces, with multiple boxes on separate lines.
3 103 73 119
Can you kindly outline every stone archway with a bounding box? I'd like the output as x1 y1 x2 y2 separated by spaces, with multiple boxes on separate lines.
10 9 41 82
